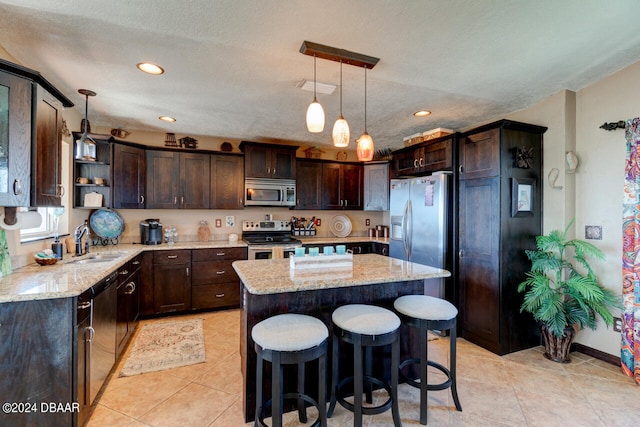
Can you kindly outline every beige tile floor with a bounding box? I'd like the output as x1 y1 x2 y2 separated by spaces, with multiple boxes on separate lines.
87 309 640 427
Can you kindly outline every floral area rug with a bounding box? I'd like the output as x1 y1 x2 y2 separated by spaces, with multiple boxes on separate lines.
120 318 205 377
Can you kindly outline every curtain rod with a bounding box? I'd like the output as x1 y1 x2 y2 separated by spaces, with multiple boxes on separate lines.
600 120 625 131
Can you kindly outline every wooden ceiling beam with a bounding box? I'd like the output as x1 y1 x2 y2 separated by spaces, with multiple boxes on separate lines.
299 41 379 69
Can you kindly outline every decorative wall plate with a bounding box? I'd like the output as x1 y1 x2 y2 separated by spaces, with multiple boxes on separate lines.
329 214 352 237
90 208 125 240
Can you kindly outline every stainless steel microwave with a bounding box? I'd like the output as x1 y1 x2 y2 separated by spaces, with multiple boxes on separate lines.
244 178 296 207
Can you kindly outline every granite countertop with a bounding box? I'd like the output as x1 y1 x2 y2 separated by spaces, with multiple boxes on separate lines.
232 253 450 295
0 241 248 304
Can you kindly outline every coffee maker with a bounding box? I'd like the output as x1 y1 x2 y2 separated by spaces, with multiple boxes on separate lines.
140 219 163 245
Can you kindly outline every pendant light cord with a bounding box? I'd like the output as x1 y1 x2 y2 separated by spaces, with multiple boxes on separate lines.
339 60 343 115
364 66 368 132
313 54 318 102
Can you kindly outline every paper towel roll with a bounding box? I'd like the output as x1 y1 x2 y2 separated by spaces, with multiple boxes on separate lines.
0 211 42 230
18 211 43 229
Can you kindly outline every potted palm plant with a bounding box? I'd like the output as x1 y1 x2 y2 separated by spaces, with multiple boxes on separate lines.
518 220 619 363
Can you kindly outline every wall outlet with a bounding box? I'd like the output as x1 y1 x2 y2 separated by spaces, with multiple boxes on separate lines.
215 219 222 228
365 219 370 226
613 316 622 332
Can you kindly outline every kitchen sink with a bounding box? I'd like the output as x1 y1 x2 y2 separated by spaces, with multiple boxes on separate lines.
67 252 127 264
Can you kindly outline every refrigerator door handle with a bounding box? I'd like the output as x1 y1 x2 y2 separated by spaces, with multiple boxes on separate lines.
401 200 410 258
407 199 413 259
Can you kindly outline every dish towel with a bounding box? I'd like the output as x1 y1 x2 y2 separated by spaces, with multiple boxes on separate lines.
271 247 284 259
0 229 12 278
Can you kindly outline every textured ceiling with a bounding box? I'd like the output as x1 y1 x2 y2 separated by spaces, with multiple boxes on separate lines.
1 0 639 150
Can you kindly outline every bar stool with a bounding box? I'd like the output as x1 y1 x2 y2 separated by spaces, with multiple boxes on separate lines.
327 304 402 427
393 295 462 425
252 313 329 427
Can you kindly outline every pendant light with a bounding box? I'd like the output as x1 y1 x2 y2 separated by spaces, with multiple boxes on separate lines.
356 66 374 162
332 60 350 147
306 54 325 133
74 89 97 161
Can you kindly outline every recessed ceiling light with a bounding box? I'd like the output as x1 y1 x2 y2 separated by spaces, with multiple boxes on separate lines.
159 116 176 122
137 62 165 75
414 110 432 117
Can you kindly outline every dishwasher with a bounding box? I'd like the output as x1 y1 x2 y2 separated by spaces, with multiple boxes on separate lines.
77 272 118 425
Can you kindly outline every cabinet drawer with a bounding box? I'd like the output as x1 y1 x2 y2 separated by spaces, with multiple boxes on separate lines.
153 249 191 264
191 261 238 285
192 247 247 262
191 283 240 309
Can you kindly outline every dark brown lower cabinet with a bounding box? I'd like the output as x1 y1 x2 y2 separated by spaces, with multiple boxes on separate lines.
0 298 74 426
153 250 192 313
191 247 247 310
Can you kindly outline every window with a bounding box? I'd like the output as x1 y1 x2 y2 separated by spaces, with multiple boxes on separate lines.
19 206 69 243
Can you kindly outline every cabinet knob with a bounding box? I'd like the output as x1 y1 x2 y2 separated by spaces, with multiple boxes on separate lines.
181 196 184 206
57 184 65 197
273 168 276 175
132 260 140 265
12 179 21 196
216 271 226 275
458 165 464 173
119 269 129 275
419 158 424 167
140 195 145 204
186 267 190 276
459 249 465 258
216 252 225 256
174 196 177 205
167 255 178 259
215 293 225 298
414 159 418 168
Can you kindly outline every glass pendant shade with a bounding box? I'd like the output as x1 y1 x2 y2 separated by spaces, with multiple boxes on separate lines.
332 115 350 147
306 98 325 132
356 131 374 161
306 54 324 133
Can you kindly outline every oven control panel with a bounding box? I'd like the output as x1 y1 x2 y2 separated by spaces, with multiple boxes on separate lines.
242 220 291 232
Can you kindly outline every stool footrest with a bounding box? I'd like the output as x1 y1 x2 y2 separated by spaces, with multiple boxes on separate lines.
335 376 393 416
257 392 323 427
400 358 453 391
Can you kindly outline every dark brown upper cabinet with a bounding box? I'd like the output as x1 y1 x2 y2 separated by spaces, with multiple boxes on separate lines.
210 154 244 209
0 59 73 207
239 141 297 179
0 70 31 206
146 150 210 209
322 162 363 210
111 142 146 209
295 159 323 210
393 135 454 178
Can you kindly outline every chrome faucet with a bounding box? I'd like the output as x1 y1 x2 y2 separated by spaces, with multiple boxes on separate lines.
74 220 89 256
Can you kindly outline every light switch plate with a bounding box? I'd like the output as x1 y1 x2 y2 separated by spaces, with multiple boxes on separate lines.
215 219 222 228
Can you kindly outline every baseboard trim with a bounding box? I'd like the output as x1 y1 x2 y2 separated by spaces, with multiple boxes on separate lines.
572 343 621 366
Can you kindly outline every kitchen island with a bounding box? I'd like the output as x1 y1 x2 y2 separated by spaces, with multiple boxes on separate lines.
233 254 450 422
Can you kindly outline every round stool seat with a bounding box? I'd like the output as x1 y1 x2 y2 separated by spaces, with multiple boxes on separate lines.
252 313 328 352
332 304 400 336
394 295 458 321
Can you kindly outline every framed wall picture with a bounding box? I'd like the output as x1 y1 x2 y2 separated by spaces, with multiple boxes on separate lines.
511 177 535 217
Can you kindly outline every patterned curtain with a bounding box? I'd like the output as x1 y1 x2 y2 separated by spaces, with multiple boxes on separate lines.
622 117 640 384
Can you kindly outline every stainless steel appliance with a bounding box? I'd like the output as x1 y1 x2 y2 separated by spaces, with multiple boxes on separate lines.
76 288 92 427
242 220 301 259
89 272 117 404
140 218 163 245
244 178 296 207
389 171 453 298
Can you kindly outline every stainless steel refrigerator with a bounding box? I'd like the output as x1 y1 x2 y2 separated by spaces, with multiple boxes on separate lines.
389 171 452 299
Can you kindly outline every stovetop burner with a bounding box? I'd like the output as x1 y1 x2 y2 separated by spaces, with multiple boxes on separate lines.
241 219 301 246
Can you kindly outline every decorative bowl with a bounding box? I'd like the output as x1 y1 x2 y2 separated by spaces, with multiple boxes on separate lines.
35 257 59 266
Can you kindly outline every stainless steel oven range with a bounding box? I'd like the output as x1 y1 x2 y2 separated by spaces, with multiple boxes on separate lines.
242 220 301 260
